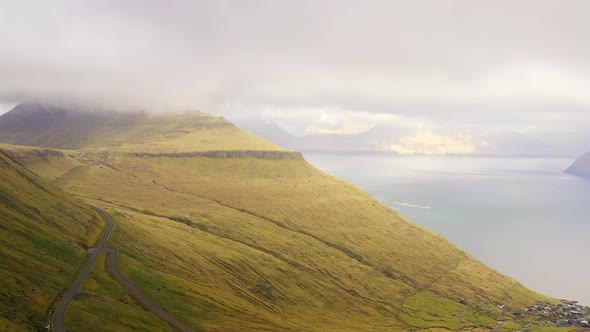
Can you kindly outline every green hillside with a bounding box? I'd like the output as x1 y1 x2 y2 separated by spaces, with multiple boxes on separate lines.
0 104 561 331
0 143 82 181
65 252 175 332
0 150 103 331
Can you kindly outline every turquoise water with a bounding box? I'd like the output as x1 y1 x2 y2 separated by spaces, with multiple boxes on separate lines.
304 153 590 305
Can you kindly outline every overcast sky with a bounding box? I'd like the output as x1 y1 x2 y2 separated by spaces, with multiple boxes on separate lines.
1 1 589 153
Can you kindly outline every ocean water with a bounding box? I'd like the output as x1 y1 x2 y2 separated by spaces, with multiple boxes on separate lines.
304 153 590 305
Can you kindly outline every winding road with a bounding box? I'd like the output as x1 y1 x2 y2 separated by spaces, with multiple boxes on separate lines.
104 247 194 332
51 206 193 332
52 206 113 332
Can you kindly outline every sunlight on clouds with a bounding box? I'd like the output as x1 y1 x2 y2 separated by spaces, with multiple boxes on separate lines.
387 132 476 155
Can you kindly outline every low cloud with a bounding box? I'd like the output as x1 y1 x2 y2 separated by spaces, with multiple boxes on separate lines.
1 1 590 153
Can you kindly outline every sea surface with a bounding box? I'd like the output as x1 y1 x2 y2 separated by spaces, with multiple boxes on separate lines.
304 153 590 305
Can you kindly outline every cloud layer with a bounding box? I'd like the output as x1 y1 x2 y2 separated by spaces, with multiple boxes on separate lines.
1 1 590 152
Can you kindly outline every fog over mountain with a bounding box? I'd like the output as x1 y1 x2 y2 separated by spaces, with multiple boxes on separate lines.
1 1 590 154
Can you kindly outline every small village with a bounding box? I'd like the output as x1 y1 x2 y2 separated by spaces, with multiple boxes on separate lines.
528 299 590 327
497 299 590 329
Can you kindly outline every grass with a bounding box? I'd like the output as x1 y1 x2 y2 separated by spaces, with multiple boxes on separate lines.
460 308 497 327
0 143 81 181
66 253 174 332
98 203 410 331
527 328 581 332
0 151 102 330
398 291 467 330
0 316 25 332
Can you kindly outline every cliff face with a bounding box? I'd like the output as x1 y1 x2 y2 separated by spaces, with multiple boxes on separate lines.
123 150 304 160
565 151 590 177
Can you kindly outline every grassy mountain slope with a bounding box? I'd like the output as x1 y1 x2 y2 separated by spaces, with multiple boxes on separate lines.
58 152 546 330
65 252 175 332
0 143 82 182
0 150 103 331
0 104 555 331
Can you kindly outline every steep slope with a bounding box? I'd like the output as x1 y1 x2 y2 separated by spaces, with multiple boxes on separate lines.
565 151 590 177
0 104 554 331
65 252 176 332
0 150 103 331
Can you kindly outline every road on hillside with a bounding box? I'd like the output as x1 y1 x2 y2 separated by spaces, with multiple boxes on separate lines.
74 152 86 160
52 206 113 332
104 247 194 332
51 206 194 332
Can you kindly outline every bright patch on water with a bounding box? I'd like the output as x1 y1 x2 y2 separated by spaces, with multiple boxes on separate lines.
392 201 432 209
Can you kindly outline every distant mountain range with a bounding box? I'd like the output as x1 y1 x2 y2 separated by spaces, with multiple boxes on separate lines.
234 119 555 156
565 151 590 177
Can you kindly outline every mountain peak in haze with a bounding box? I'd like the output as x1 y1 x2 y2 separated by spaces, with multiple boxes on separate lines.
0 103 69 130
236 119 556 156
565 151 590 177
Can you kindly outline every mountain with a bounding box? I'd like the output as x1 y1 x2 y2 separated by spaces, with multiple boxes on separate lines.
0 103 284 152
473 129 553 156
231 119 299 149
235 121 409 153
0 103 553 331
565 151 590 177
234 119 554 156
